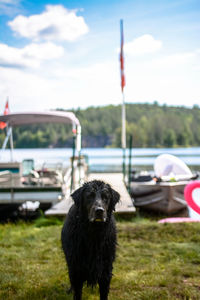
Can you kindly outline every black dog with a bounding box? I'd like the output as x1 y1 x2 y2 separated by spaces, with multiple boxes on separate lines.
61 180 120 300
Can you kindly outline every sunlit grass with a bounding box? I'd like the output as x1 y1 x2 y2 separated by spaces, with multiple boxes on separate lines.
0 217 200 299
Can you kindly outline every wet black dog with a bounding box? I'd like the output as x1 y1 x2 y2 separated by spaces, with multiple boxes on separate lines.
61 180 120 300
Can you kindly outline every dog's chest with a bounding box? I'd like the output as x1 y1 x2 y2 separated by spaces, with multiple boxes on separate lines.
80 229 106 258
79 236 108 283
76 227 111 266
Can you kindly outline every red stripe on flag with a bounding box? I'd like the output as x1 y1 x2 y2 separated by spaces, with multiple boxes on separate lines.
0 100 10 130
4 100 9 115
120 19 125 92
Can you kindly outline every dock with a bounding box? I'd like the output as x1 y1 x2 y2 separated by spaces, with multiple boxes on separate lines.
45 173 135 216
89 173 136 214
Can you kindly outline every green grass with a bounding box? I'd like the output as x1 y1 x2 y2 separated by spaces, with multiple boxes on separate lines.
0 217 200 300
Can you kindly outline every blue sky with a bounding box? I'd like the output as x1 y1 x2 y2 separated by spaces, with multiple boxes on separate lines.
0 0 199 112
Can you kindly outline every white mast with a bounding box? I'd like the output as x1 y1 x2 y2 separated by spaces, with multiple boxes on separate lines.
120 19 126 178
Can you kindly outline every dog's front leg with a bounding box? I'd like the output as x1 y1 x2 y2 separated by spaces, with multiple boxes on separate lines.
98 277 111 300
73 281 83 300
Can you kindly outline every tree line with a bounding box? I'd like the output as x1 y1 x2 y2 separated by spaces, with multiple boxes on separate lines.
0 102 200 148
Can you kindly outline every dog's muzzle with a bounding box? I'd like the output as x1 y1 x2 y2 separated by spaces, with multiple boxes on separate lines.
95 207 105 222
89 205 106 222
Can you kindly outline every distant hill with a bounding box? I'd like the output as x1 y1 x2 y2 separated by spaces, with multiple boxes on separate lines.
1 103 200 148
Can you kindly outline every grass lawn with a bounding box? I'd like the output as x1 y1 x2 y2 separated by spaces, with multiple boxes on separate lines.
0 216 200 300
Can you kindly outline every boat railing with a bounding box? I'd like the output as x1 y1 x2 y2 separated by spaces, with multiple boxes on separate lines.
69 155 88 193
0 170 22 187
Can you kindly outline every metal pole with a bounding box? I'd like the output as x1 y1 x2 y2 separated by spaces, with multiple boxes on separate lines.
122 91 126 181
10 127 14 162
128 135 132 194
77 125 82 185
70 135 76 193
2 127 11 150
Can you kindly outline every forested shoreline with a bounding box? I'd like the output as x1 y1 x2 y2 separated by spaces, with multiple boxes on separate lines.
1 102 200 148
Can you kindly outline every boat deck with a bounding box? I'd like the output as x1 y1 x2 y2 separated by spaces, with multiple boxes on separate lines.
45 173 136 216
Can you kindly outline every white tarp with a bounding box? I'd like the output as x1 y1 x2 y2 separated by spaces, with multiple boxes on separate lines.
154 154 192 177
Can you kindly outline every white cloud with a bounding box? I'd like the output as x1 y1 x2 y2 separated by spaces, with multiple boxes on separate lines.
8 5 89 42
23 42 64 61
0 42 64 68
0 67 56 111
124 34 162 56
0 59 122 112
124 47 200 106
0 0 20 16
152 52 196 68
0 45 199 114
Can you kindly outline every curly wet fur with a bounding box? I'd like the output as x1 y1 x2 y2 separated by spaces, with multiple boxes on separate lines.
61 180 120 300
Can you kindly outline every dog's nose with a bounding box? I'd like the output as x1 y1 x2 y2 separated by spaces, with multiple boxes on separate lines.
95 207 104 217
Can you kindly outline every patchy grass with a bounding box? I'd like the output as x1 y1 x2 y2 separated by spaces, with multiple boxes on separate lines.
0 218 200 299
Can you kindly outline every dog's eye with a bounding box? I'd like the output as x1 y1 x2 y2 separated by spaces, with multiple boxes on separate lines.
102 192 109 200
86 191 95 199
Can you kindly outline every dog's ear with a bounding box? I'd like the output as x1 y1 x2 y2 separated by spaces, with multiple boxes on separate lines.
71 186 83 207
110 188 120 211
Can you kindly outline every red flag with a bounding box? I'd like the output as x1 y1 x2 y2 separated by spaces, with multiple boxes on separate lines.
4 100 9 115
120 19 125 92
0 100 10 130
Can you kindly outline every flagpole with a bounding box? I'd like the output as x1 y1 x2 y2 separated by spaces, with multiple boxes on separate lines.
122 90 126 180
120 19 126 181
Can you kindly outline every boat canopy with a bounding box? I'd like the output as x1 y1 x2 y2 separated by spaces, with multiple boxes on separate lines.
0 111 82 157
0 111 80 127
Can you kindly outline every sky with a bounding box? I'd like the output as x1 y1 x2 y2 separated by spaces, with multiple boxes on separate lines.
0 0 200 112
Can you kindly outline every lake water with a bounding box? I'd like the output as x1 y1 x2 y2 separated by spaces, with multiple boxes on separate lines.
1 147 200 219
0 147 200 173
